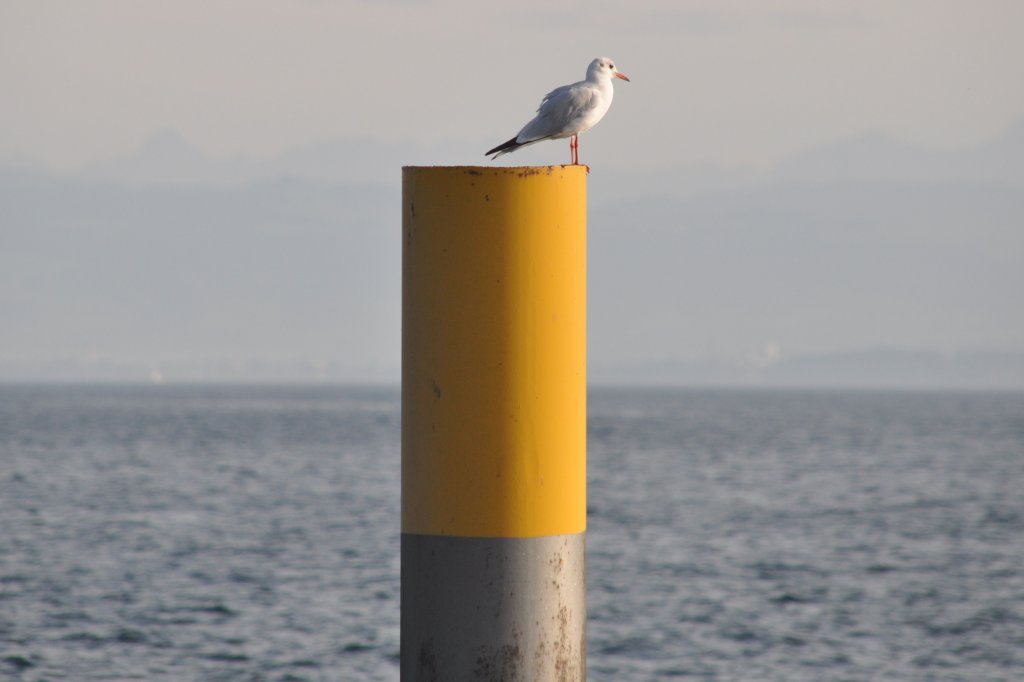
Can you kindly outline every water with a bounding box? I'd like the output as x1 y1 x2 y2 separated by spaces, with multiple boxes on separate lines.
586 389 1024 681
1 385 1022 681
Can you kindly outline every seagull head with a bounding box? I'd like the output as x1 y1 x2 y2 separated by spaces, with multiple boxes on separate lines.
588 57 630 84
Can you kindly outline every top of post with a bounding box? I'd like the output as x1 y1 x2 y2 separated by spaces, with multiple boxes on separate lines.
402 165 589 179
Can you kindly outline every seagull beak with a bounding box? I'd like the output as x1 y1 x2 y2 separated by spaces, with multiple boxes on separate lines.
614 71 630 82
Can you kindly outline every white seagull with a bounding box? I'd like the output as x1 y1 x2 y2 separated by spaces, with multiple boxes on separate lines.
486 57 630 166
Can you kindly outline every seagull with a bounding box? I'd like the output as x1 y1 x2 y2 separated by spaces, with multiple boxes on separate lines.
486 57 630 166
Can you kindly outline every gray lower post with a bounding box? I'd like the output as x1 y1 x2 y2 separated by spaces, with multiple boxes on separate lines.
401 533 586 681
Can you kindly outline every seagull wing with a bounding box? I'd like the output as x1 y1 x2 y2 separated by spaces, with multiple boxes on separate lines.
515 81 599 144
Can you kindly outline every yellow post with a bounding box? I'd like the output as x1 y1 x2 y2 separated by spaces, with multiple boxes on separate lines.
401 165 587 681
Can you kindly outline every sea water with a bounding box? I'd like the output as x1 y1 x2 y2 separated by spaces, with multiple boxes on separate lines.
1 385 1022 680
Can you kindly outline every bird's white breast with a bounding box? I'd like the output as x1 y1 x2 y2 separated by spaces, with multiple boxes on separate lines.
577 87 613 132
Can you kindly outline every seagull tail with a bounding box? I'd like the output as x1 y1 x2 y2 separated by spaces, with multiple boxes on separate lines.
486 136 521 159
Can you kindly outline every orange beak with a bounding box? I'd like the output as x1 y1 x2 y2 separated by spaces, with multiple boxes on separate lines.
615 71 631 82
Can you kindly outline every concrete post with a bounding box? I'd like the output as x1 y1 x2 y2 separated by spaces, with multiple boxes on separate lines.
401 166 587 681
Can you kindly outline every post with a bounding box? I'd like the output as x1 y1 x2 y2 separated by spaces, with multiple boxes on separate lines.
401 166 587 681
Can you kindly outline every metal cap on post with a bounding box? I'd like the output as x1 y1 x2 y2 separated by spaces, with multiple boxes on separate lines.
401 166 587 681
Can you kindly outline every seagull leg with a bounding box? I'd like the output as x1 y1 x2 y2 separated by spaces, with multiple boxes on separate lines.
576 135 589 172
569 135 576 165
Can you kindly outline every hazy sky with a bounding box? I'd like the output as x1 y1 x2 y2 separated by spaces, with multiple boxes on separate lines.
2 2 1023 384
3 1 1023 170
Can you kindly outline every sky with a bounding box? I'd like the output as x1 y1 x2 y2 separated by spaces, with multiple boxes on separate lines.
2 1 1023 385
2 1 1023 169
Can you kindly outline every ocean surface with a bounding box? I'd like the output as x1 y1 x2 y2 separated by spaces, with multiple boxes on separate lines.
1 385 1023 681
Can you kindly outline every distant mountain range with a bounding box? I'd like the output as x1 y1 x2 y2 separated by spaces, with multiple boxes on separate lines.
42 116 1024 194
74 129 485 188
2 120 1022 387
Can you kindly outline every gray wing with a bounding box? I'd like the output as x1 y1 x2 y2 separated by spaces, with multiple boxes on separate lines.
515 81 598 144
